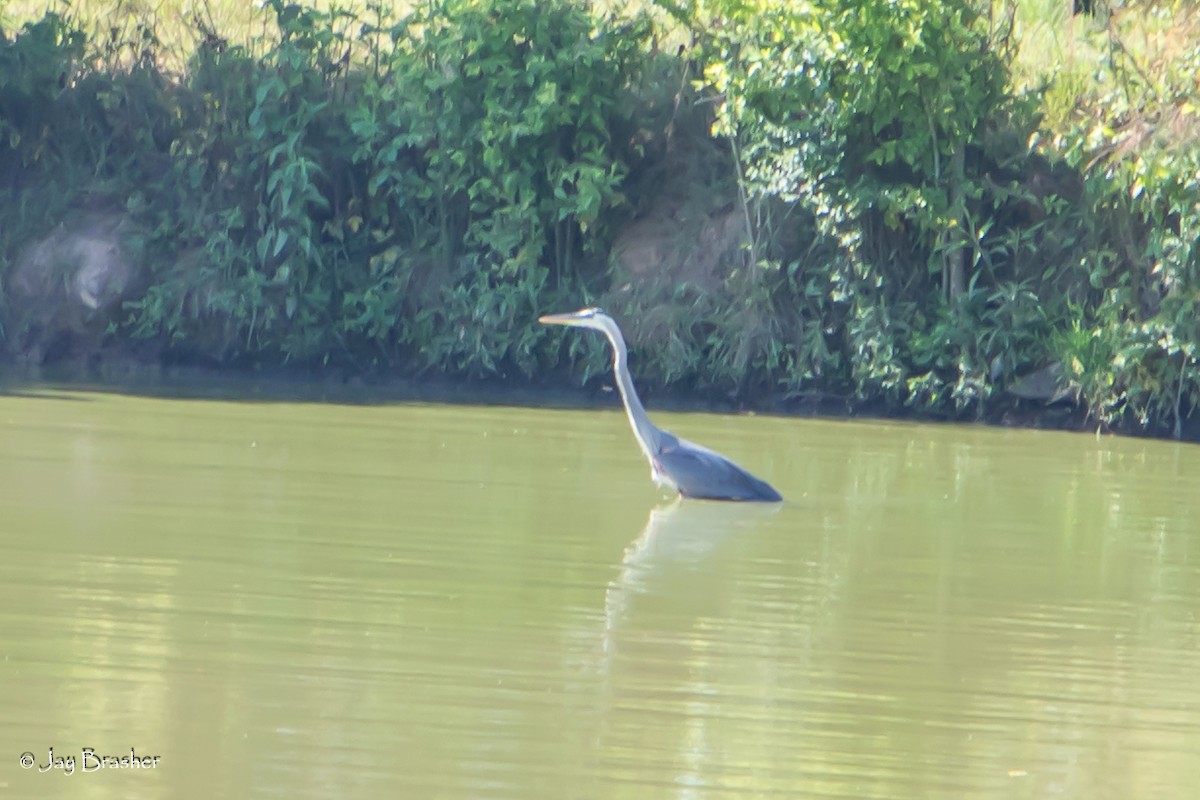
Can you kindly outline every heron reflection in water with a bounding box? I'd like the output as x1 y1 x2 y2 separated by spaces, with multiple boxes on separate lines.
539 308 782 502
603 498 780 646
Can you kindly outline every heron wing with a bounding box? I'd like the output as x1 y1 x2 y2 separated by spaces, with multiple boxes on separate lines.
654 435 782 502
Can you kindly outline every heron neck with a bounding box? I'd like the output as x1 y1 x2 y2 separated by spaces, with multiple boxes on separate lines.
606 330 660 459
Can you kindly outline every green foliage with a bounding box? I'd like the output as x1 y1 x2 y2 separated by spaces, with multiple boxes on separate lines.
657 0 1057 412
338 0 650 373
0 13 87 171
393 0 646 278
8 0 651 373
682 0 1014 270
1052 307 1121 425
634 0 1197 435
1030 0 1200 434
404 263 549 378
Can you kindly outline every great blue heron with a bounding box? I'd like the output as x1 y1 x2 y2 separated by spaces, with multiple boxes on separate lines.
539 307 782 502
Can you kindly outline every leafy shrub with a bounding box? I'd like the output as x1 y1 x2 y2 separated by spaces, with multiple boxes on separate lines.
1037 0 1200 434
0 13 87 177
116 0 651 373
656 0 1058 412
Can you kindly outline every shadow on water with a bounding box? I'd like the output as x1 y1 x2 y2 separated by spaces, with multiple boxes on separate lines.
0 362 532 407
0 360 817 421
0 389 94 402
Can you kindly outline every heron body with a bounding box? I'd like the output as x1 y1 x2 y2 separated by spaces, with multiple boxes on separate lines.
539 307 782 502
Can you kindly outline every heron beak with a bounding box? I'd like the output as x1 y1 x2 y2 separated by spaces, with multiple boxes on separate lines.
538 311 584 326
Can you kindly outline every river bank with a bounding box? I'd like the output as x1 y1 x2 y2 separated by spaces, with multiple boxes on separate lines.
2 0 1197 442
3 344 1141 446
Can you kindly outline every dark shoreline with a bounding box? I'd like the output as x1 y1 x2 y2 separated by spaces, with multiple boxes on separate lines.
7 351 1191 444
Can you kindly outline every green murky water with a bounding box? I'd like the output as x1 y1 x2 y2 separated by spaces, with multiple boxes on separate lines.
1 383 1198 799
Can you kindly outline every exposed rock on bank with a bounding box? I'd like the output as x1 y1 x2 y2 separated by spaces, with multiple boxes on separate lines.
5 212 141 364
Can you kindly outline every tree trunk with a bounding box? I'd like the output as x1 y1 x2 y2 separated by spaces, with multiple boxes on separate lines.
946 143 966 300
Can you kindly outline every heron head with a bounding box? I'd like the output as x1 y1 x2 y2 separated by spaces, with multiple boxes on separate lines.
538 307 610 330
